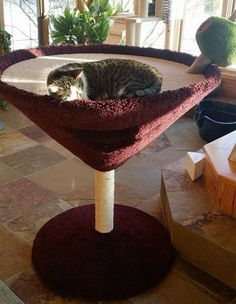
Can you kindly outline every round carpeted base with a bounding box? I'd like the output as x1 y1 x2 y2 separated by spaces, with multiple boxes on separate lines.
32 204 175 300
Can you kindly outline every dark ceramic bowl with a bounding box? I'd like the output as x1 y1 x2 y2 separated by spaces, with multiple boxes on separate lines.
195 99 236 142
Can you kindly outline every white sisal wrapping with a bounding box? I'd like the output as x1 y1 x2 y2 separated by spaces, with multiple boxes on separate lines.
95 170 115 233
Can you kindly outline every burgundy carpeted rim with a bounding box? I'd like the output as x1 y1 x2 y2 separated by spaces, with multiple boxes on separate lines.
0 45 221 171
32 204 175 300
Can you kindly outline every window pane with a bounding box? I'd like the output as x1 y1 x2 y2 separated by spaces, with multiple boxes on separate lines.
45 0 75 17
4 0 38 50
142 21 165 49
180 0 223 55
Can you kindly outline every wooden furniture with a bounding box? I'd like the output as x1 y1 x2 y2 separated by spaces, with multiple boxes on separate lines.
107 0 162 46
204 131 236 217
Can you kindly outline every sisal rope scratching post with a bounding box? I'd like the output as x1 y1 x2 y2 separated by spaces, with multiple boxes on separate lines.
95 170 114 233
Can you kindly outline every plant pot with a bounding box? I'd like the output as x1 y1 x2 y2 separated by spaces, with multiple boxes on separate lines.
194 99 236 142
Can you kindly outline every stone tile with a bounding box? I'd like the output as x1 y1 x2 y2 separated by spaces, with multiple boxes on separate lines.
138 146 186 169
5 269 101 304
116 156 162 200
101 300 132 304
0 225 31 280
165 117 206 151
114 185 142 207
1 145 66 176
65 183 94 204
19 124 51 143
5 199 73 245
162 169 204 192
135 193 162 215
173 259 236 303
166 190 215 223
0 178 56 223
0 161 22 186
65 299 98 304
5 270 65 304
142 133 172 153
29 160 94 199
0 131 37 157
43 140 76 159
194 215 236 252
0 125 13 135
182 211 222 230
163 157 186 172
0 280 24 304
129 269 220 304
0 104 32 129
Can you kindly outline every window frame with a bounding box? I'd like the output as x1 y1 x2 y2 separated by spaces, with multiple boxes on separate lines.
171 0 236 98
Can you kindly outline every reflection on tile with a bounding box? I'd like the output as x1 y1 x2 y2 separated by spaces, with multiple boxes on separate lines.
43 140 76 158
0 225 31 280
0 178 56 223
5 199 72 244
0 131 37 157
1 145 66 176
0 161 22 186
19 124 51 143
29 160 94 198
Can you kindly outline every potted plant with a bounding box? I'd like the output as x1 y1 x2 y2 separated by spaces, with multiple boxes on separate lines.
0 28 11 113
50 0 122 45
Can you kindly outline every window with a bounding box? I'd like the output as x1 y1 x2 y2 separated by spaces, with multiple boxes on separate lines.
2 0 75 50
180 0 224 55
4 0 38 49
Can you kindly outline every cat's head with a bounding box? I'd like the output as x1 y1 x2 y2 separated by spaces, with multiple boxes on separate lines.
48 69 87 101
48 77 79 101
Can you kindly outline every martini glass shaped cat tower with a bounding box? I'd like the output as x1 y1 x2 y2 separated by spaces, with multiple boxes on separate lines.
0 44 221 300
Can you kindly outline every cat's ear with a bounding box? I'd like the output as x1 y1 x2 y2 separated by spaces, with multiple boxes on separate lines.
71 68 83 79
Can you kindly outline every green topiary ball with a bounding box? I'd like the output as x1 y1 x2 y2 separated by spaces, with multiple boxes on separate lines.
196 16 236 67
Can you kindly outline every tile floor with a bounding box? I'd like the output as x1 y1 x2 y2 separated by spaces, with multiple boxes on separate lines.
0 104 235 304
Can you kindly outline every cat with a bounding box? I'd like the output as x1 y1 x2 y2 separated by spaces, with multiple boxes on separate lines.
47 58 163 101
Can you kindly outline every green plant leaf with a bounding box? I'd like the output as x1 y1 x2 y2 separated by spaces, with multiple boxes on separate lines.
49 0 123 45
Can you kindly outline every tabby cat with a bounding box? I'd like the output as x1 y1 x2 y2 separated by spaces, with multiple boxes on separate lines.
47 58 163 101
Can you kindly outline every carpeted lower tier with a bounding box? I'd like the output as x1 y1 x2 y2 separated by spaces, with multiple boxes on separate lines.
32 204 175 300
